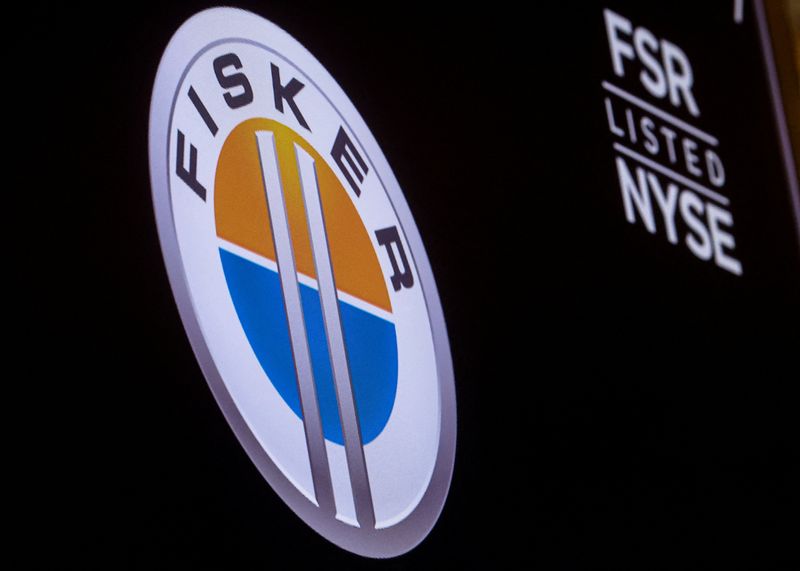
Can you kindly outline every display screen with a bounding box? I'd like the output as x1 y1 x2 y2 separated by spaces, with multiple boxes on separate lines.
29 1 799 567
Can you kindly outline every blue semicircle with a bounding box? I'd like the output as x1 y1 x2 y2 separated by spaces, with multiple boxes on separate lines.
219 247 398 445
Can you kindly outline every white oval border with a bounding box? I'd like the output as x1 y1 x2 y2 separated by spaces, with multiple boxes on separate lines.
147 7 456 558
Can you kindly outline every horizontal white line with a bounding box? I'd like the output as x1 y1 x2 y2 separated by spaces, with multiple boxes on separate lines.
218 237 394 322
219 237 317 289
602 81 719 147
218 238 278 272
613 143 730 206
336 290 393 322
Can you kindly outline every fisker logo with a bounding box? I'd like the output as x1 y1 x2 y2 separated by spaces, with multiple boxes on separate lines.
148 8 456 557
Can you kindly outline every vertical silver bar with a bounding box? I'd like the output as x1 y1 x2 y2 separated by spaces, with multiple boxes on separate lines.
295 144 376 529
755 0 800 247
255 131 335 514
734 0 744 24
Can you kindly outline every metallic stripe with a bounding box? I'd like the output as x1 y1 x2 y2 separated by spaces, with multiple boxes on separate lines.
256 131 335 514
295 143 376 528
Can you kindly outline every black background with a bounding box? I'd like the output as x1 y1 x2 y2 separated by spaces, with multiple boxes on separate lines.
25 1 799 568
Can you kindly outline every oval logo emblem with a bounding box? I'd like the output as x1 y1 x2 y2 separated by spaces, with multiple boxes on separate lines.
148 8 456 557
